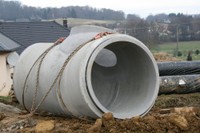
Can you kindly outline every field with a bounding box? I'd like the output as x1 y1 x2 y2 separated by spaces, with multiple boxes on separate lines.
152 41 200 61
55 18 116 28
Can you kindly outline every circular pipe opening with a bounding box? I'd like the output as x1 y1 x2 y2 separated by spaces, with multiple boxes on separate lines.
94 48 117 67
87 40 159 119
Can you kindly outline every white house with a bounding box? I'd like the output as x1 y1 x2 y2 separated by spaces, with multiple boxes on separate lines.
0 42 19 96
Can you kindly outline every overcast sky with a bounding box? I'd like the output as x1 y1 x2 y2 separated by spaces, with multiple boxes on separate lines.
17 0 200 18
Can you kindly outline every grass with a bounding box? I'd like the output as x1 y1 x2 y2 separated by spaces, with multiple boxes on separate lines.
0 96 12 104
151 41 200 61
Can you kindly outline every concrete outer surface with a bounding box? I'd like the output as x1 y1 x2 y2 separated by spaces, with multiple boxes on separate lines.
13 25 159 119
0 52 13 96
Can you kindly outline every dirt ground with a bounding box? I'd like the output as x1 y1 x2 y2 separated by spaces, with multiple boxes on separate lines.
1 53 200 132
153 52 182 62
0 93 200 133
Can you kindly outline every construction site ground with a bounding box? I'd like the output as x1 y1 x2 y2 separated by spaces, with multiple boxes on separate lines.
0 93 200 132
0 53 200 132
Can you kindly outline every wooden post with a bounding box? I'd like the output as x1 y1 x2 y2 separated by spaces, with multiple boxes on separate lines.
176 25 179 56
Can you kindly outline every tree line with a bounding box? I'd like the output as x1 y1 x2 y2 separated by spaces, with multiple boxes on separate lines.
0 0 200 48
0 0 124 20
119 13 200 47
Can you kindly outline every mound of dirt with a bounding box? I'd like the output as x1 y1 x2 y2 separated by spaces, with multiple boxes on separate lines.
0 107 200 132
0 93 200 132
154 52 182 62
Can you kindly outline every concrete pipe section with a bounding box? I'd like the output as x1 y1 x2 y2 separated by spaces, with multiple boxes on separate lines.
13 25 159 119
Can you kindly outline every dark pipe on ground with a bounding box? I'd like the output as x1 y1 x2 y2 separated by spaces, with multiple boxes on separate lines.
158 61 200 76
159 74 200 94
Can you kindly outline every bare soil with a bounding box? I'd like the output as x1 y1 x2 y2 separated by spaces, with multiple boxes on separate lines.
153 52 182 62
0 93 200 133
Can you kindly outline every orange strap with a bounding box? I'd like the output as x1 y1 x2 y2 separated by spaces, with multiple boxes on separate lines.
54 37 66 45
55 32 113 45
94 32 113 40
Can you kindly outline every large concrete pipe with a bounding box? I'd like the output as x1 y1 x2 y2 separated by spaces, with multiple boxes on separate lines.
13 25 159 119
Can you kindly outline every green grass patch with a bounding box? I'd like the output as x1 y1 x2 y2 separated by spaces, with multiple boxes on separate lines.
0 96 12 103
151 41 200 61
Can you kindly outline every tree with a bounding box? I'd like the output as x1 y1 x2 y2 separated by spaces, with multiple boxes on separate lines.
0 0 125 21
69 8 77 18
